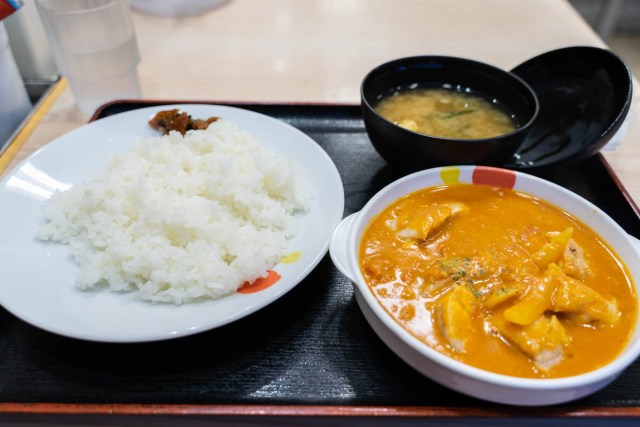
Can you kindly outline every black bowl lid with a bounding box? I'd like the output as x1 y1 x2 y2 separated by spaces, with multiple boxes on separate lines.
504 46 632 170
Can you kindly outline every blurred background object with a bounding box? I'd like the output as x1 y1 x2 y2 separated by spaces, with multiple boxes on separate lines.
570 0 640 76
4 0 57 101
0 1 32 151
129 0 229 18
0 0 23 20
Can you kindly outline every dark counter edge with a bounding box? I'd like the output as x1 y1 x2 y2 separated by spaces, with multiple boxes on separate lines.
2 402 640 419
9 99 630 421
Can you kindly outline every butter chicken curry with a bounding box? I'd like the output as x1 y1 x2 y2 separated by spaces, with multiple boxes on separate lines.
359 184 636 378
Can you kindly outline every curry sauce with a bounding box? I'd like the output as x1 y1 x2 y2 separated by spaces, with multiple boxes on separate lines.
359 184 636 378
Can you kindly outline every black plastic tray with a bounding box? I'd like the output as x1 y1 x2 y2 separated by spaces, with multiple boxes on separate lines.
2 102 640 423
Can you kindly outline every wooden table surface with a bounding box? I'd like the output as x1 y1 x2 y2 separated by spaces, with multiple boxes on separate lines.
1 0 639 424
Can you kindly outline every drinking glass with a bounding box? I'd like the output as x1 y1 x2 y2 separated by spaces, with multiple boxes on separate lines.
35 0 141 115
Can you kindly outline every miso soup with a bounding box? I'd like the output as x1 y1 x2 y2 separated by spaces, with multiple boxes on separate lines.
375 87 517 139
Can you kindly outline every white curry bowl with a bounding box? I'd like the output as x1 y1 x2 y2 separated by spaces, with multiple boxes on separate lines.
329 165 640 406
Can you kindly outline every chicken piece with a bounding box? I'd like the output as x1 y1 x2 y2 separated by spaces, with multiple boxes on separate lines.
532 227 573 270
437 284 478 352
502 268 556 326
561 238 589 280
494 314 571 372
395 202 468 241
548 263 620 326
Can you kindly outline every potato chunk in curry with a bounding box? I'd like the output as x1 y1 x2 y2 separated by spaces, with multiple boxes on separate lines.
437 284 478 352
359 184 635 378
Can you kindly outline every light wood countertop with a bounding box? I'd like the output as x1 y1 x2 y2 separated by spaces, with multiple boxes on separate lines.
3 0 639 206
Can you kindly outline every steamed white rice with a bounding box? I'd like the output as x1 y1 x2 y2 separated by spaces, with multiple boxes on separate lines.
38 120 312 304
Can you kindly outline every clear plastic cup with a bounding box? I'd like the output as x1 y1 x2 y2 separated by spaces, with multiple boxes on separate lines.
35 0 141 115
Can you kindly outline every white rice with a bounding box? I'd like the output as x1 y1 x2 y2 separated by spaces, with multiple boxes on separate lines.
38 120 313 304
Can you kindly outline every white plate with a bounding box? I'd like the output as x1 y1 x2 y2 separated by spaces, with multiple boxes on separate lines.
0 104 344 342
